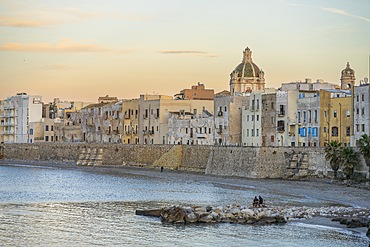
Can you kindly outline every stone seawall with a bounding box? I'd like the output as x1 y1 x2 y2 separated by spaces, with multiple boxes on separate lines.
1 143 368 179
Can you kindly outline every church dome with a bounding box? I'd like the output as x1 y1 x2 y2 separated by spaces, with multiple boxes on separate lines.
231 47 261 78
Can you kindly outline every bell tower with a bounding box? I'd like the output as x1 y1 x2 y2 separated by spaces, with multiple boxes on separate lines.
340 62 355 90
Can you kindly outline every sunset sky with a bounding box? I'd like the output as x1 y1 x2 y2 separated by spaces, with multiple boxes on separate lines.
1 0 369 103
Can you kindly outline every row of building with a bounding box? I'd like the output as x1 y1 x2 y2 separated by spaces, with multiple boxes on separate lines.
1 47 369 147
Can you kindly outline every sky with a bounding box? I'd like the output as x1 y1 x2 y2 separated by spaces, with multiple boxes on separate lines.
0 0 369 103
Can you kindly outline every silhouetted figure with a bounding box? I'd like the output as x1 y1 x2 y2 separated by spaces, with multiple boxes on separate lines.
258 195 266 207
160 166 164 172
253 196 259 207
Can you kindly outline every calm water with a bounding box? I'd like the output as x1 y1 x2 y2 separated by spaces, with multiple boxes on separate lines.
0 164 368 246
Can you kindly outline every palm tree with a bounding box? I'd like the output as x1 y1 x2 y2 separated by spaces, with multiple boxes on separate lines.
324 140 342 178
339 147 359 179
357 134 370 172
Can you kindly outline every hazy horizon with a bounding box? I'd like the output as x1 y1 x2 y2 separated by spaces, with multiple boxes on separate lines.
1 0 369 103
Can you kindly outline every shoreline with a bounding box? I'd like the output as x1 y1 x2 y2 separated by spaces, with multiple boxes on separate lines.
1 159 370 208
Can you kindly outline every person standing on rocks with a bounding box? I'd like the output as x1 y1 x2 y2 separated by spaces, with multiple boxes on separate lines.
253 196 259 207
258 195 266 207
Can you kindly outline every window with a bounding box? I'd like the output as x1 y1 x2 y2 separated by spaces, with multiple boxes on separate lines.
333 111 337 118
271 102 274 109
308 110 312 123
314 110 318 123
224 107 227 112
346 110 350 117
51 136 54 142
271 117 275 124
362 124 365 132
30 129 33 135
298 111 301 123
256 99 259 110
51 125 54 131
256 115 259 121
251 115 254 121
251 129 255 137
362 94 365 101
45 125 49 131
271 135 275 142
279 105 285 115
346 127 350 136
357 108 359 115
362 108 365 115
356 124 359 132
357 95 359 102
299 128 306 137
251 99 255 110
312 127 318 137
332 127 338 136
247 115 249 121
156 108 159 117
256 129 259 136
277 120 285 131
323 127 327 133
324 111 327 118
45 136 49 141
303 111 307 123
247 129 249 137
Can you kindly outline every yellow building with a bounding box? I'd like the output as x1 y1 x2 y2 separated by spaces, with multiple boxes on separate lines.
319 89 352 146
121 99 140 144
320 62 355 146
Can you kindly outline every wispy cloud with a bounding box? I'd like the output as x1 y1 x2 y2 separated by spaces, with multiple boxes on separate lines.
41 64 79 70
322 8 370 23
0 38 131 53
0 16 55 27
0 3 153 28
159 50 218 57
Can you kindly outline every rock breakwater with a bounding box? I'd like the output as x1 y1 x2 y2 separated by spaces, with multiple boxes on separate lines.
137 204 370 227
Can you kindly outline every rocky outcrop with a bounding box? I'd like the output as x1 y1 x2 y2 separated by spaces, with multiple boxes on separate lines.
332 217 370 228
137 204 370 227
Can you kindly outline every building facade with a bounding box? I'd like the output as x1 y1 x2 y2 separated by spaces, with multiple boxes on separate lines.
353 82 369 145
0 93 42 143
174 82 214 100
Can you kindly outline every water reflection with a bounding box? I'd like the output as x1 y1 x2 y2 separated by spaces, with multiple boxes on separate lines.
0 165 368 246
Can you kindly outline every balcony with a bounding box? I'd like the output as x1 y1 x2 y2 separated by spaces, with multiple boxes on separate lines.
196 133 207 139
278 111 285 117
0 130 15 135
0 122 15 126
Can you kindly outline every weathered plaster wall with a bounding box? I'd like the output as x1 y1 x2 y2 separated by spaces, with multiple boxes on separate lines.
1 143 368 179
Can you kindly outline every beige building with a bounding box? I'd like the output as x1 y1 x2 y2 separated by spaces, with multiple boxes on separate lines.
242 89 277 147
214 92 249 146
229 47 265 95
174 82 214 100
139 94 214 145
29 118 57 143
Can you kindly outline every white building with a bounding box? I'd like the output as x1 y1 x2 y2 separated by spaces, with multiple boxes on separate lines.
296 91 321 147
139 94 214 145
168 110 214 145
242 92 262 146
353 80 370 145
0 93 42 143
